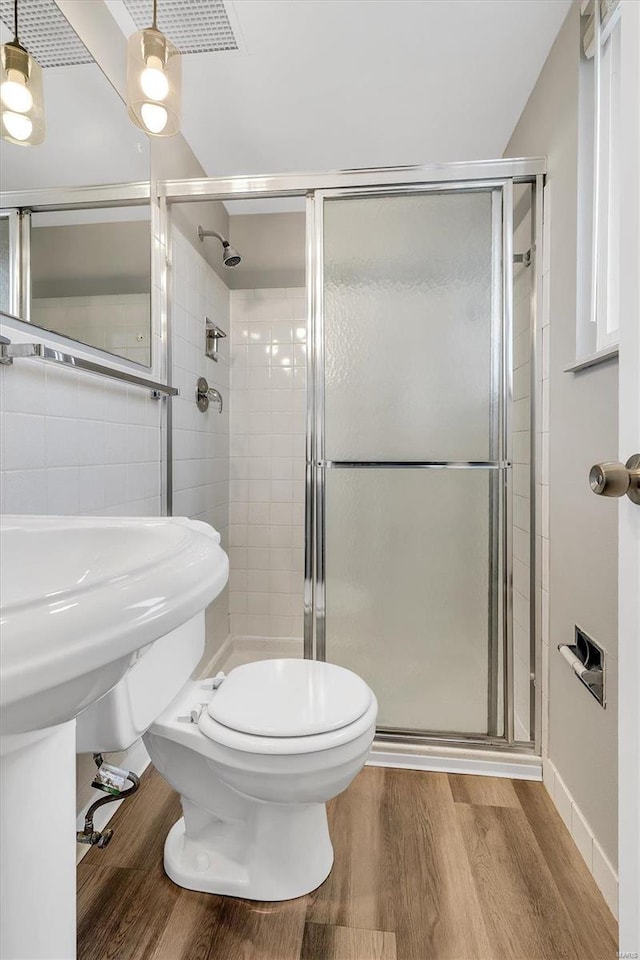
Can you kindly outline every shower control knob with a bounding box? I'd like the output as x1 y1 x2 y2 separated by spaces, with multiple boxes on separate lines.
589 455 640 504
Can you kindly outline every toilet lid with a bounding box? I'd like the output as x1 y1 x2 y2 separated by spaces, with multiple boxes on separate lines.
206 659 373 737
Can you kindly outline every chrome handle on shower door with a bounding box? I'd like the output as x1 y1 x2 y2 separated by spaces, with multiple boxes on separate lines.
589 455 640 504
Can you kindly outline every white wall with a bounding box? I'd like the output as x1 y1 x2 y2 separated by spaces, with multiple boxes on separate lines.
170 224 231 665
228 288 306 643
227 213 306 290
506 0 619 912
30 220 151 298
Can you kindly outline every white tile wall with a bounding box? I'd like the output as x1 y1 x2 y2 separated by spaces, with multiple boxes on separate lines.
32 293 151 366
229 288 306 642
0 320 162 517
170 226 231 659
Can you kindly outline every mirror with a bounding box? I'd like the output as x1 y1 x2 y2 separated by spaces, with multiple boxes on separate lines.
0 4 151 364
30 207 152 366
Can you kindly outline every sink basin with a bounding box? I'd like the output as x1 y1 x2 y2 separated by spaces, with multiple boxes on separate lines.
0 514 228 960
0 515 229 736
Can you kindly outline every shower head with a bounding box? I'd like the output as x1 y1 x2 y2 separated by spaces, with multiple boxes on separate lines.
222 243 241 268
197 225 242 268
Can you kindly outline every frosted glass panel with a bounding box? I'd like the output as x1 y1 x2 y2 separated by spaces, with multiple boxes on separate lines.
325 468 495 734
324 191 495 461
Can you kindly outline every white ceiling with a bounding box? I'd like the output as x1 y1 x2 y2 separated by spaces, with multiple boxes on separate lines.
180 0 571 213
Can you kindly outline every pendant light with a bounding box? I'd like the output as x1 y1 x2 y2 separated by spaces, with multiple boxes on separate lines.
0 0 45 146
127 0 181 137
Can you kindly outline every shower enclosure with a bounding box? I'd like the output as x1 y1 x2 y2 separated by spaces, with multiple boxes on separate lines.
160 160 542 754
2 159 542 761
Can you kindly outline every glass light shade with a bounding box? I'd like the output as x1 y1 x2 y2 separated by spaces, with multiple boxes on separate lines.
127 27 180 137
1 72 33 112
140 101 168 133
0 42 45 146
140 57 169 100
2 110 32 141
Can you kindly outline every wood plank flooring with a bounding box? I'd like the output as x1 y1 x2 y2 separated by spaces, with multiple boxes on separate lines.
78 766 618 960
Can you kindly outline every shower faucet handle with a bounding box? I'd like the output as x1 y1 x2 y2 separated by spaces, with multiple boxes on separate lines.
196 377 223 413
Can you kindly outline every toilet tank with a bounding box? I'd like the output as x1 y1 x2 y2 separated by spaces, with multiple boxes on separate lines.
75 613 205 753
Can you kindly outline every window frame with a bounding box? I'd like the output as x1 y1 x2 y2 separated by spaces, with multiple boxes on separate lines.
576 0 622 361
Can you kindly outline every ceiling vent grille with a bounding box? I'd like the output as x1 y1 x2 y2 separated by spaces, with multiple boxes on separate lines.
0 0 93 68
123 0 238 54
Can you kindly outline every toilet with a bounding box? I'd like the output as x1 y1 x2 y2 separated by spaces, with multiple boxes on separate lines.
76 623 377 902
144 659 377 900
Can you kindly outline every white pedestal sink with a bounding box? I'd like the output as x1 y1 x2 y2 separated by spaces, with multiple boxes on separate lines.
0 515 229 960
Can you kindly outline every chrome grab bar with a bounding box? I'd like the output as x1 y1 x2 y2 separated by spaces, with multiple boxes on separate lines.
0 339 179 398
319 460 511 469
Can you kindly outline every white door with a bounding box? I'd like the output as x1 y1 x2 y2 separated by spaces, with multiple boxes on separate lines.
617 1 640 951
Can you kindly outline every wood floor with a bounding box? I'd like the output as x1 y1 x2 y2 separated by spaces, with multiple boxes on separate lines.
77 765 618 960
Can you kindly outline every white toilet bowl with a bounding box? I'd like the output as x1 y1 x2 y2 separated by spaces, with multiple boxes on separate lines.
143 659 377 901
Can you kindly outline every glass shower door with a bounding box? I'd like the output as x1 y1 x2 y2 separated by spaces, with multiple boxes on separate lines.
310 186 509 738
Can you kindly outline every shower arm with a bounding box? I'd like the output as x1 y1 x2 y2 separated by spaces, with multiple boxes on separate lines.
197 226 241 268
197 226 228 247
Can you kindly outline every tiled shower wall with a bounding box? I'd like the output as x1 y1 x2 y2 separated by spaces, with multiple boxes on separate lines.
228 288 306 642
170 225 231 663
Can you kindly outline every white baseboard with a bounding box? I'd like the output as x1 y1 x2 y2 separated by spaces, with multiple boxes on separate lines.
369 742 542 781
543 756 618 918
76 739 150 864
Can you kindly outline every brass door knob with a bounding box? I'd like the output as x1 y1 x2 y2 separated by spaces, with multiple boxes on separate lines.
589 455 640 504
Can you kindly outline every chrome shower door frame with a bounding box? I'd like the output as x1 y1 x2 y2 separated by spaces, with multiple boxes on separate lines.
304 177 529 751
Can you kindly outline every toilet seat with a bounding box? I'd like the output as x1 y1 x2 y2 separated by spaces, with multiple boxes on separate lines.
198 694 377 755
206 659 372 738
